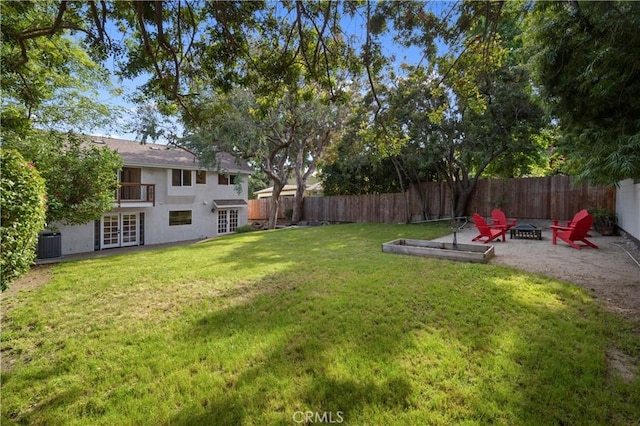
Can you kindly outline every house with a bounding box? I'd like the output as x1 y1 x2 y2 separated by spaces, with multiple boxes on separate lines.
616 178 640 246
254 182 323 199
52 137 253 256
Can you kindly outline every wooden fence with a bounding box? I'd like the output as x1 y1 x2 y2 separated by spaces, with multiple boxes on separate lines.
248 176 615 223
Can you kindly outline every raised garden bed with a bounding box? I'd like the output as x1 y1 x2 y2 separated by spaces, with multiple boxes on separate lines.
382 239 495 263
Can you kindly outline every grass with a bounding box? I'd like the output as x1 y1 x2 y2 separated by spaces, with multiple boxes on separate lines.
1 223 639 425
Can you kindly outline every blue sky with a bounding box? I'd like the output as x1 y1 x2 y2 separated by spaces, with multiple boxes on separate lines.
90 2 448 143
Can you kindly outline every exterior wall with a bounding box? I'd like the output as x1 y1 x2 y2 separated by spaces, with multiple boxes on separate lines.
212 172 249 228
56 222 94 255
146 168 248 245
616 179 640 241
54 167 249 256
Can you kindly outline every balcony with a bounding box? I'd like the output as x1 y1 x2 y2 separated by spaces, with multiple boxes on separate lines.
115 183 155 207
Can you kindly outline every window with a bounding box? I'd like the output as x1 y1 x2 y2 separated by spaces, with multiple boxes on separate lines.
169 210 192 226
196 170 207 184
218 173 237 185
172 169 192 186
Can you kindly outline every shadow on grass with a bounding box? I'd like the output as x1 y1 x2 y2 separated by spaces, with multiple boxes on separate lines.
2 225 638 424
170 271 416 424
168 230 640 425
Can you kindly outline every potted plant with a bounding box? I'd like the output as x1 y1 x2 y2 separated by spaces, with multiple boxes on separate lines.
589 208 617 236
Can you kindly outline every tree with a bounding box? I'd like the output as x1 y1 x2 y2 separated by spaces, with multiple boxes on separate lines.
288 90 345 223
183 84 341 229
183 87 290 229
319 1 541 220
248 169 270 200
525 1 640 184
2 1 362 121
0 149 47 291
320 144 406 196
320 95 409 196
1 0 118 133
176 0 357 227
3 130 123 226
379 4 544 217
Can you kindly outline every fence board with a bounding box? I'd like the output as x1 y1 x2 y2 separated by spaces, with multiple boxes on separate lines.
248 176 615 223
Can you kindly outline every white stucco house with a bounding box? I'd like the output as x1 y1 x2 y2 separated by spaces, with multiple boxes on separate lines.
51 137 253 256
616 178 640 245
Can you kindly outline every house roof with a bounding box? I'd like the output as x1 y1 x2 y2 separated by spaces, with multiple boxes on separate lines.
254 182 323 195
90 136 253 173
254 184 299 195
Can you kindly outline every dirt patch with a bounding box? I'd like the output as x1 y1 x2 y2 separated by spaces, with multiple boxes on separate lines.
494 234 640 322
607 346 638 384
2 264 55 297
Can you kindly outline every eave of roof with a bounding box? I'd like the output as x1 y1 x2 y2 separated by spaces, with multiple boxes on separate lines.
213 199 248 208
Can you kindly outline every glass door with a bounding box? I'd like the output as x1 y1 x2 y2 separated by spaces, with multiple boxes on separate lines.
217 209 238 234
121 213 138 246
101 213 139 249
102 214 120 249
218 210 228 234
229 209 238 232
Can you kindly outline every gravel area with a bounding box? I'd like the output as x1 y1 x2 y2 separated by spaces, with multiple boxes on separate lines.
434 219 640 322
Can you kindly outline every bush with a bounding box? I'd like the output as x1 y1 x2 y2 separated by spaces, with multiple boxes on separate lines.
588 207 618 236
284 208 293 220
235 225 255 234
3 131 122 225
0 149 47 291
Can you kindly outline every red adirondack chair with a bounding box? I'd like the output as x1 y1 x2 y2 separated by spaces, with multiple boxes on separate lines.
491 208 517 231
552 209 592 237
551 213 598 250
472 213 506 243
554 209 589 229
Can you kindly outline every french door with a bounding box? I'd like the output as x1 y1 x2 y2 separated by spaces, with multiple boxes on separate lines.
217 209 239 234
101 213 139 249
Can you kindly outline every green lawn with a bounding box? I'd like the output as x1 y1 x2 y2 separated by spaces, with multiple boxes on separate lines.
1 223 639 425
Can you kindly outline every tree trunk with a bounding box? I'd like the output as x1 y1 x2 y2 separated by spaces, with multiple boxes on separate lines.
391 157 411 223
451 175 479 218
267 180 285 229
412 179 429 221
291 175 305 224
291 147 306 224
453 185 474 218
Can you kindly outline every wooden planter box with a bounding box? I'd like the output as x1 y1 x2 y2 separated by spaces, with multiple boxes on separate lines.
382 239 495 263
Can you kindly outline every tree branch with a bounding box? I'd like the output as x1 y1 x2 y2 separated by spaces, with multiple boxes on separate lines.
88 1 104 42
365 0 382 117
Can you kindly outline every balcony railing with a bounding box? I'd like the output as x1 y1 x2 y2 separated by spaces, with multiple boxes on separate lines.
116 183 155 206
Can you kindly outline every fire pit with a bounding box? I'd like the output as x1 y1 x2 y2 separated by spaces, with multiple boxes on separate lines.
382 239 495 263
510 224 542 240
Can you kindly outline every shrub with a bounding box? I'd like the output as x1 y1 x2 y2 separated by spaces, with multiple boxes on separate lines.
235 224 255 234
0 149 47 291
588 207 618 236
284 208 293 220
4 131 122 225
